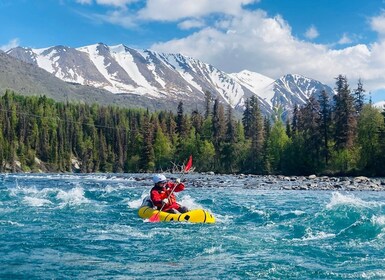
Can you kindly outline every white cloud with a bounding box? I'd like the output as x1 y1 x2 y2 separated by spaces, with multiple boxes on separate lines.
304 25 319 40
338 33 353 45
151 10 385 94
73 0 385 95
0 38 20 51
77 0 260 18
76 0 138 7
96 0 137 7
178 19 205 30
370 11 385 36
76 0 92 4
138 0 259 20
92 9 137 28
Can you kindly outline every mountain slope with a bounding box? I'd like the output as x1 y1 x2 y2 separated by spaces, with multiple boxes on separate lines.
6 44 334 116
0 50 167 110
8 44 249 106
261 74 333 110
231 71 333 115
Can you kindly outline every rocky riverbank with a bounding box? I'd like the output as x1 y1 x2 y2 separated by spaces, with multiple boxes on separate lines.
3 171 384 191
186 173 385 191
113 172 385 191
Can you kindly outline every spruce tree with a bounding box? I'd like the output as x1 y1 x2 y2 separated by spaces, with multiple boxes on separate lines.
225 104 236 144
333 75 357 150
191 109 203 136
262 117 272 174
353 79 365 115
176 101 184 136
249 96 264 173
212 98 225 148
298 95 322 173
140 112 155 171
176 101 191 140
318 89 331 166
242 98 252 138
204 90 212 120
291 104 300 134
212 98 225 169
222 104 237 173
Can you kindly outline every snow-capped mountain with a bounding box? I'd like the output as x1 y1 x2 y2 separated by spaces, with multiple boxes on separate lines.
7 43 333 115
266 73 333 108
230 71 333 115
0 49 141 107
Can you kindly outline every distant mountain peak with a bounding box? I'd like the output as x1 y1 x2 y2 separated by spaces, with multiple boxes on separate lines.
6 43 333 116
109 44 128 53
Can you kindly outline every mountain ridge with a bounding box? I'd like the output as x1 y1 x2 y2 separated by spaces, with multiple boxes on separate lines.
6 43 334 115
0 49 177 111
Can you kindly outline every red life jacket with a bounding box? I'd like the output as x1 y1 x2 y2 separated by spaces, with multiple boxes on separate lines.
150 182 184 211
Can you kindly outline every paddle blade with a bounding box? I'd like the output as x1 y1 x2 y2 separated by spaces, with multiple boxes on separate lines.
185 155 193 172
149 212 160 222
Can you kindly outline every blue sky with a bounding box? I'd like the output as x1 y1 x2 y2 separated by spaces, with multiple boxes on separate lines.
1 0 385 102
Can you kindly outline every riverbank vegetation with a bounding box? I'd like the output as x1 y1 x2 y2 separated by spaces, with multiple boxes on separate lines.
0 75 384 176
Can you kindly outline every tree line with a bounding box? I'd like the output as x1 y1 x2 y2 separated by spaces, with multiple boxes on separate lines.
0 74 384 176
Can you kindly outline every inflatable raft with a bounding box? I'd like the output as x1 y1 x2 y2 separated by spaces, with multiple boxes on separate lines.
138 197 215 223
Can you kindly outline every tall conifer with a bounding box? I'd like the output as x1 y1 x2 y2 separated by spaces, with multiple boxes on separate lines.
249 96 264 173
333 75 357 150
353 79 365 114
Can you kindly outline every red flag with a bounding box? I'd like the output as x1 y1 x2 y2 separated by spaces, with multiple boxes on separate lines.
184 155 193 172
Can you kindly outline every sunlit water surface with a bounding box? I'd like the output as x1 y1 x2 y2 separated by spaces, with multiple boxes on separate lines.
1 173 385 279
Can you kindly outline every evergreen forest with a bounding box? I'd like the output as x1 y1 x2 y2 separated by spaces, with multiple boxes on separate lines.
0 74 384 176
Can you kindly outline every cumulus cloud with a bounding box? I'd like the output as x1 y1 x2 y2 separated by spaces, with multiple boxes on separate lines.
96 0 138 6
138 0 259 21
304 25 319 40
92 9 137 28
178 19 206 30
338 33 353 45
0 38 20 51
76 0 138 7
75 0 251 30
151 9 385 94
73 0 385 95
370 11 385 36
77 0 260 17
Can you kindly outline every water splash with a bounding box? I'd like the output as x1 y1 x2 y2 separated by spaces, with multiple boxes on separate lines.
56 186 89 206
327 191 385 209
1 174 385 279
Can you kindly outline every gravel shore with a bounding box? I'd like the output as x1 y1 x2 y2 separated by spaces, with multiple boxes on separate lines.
186 173 385 191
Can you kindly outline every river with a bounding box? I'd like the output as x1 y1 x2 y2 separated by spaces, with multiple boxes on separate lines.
1 173 384 279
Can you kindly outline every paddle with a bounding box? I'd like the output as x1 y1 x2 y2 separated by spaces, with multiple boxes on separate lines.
149 155 193 222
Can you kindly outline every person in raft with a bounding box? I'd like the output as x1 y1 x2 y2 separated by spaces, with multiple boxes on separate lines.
150 174 189 214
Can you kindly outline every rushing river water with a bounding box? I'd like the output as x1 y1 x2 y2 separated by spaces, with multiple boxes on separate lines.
1 173 385 279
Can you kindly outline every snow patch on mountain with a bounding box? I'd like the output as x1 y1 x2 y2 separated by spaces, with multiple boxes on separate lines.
231 70 275 106
6 43 334 116
34 47 57 74
77 44 133 94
